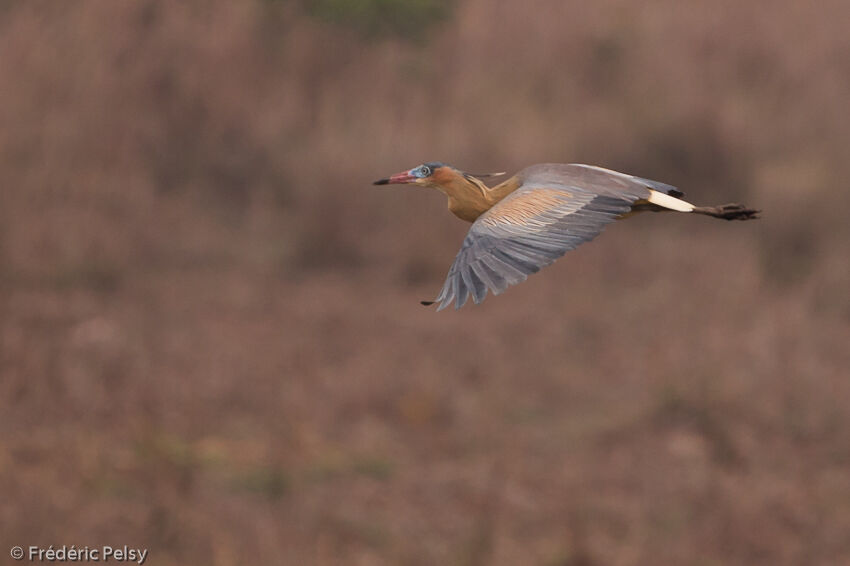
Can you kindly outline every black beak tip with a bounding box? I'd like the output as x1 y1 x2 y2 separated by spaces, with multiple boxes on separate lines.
373 178 390 185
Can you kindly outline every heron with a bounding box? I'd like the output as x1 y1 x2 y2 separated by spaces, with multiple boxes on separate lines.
374 162 759 311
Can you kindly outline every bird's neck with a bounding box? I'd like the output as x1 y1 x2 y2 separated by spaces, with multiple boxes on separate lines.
485 175 522 205
435 172 522 222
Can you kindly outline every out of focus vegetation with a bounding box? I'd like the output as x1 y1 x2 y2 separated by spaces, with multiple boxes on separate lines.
305 0 454 38
1 1 849 565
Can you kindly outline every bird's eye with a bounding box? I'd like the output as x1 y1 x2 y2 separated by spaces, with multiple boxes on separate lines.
418 166 431 177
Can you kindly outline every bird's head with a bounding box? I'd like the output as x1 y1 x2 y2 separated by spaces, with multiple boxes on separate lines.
373 162 449 188
374 162 504 190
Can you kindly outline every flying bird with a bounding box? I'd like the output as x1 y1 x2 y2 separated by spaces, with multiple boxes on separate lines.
374 162 759 310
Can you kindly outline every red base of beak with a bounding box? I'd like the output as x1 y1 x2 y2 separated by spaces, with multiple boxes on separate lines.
373 171 417 185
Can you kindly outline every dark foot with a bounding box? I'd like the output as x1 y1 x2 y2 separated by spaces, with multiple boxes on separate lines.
695 203 761 220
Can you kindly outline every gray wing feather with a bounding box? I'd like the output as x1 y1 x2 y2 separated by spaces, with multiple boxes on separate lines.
520 163 680 198
432 165 656 310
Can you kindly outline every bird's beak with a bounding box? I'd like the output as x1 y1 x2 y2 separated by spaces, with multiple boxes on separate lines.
373 170 417 185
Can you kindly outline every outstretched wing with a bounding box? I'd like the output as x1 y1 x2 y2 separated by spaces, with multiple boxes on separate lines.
429 164 666 310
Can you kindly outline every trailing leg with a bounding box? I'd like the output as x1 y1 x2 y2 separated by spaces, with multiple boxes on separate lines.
692 203 760 221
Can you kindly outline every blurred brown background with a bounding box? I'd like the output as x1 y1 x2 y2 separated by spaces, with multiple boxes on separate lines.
2 1 849 564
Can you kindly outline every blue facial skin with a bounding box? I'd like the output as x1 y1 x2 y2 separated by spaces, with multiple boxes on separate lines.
411 166 430 178
413 162 447 178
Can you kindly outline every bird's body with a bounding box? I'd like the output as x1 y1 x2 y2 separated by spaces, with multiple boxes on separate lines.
374 162 759 310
